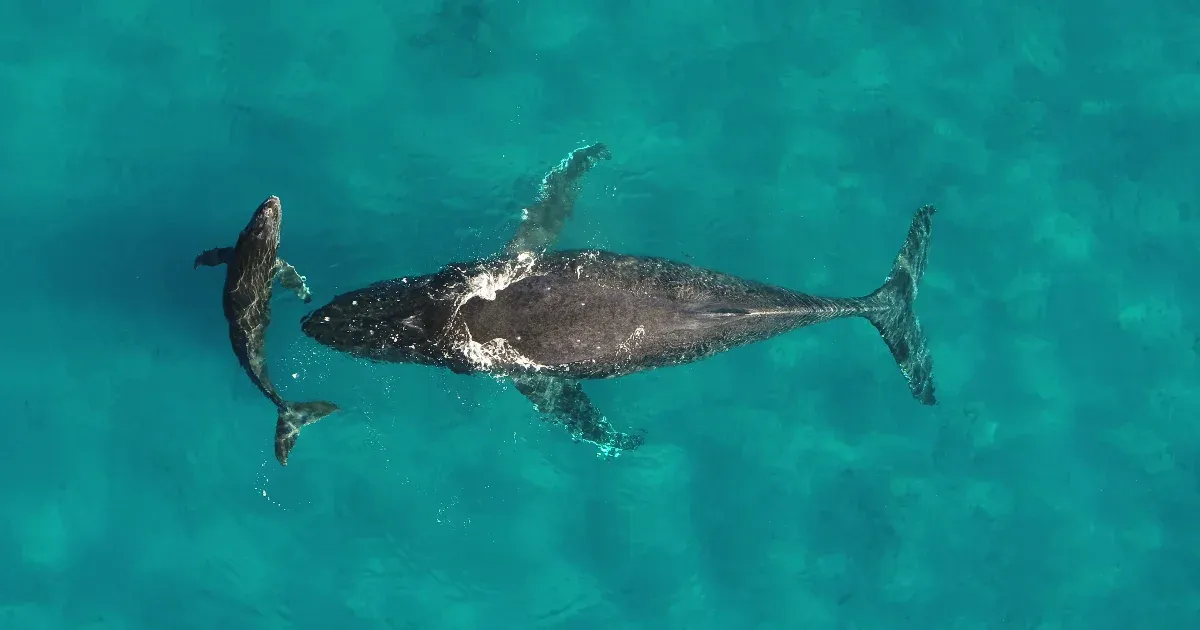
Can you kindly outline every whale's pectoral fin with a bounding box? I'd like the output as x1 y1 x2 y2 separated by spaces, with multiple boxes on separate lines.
503 143 611 256
194 246 233 269
275 259 312 303
511 373 644 459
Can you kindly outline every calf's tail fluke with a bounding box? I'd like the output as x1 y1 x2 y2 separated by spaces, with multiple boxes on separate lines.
863 205 937 405
274 400 340 465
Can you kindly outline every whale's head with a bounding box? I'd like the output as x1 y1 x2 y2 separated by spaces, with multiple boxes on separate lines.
238 195 283 248
301 276 443 364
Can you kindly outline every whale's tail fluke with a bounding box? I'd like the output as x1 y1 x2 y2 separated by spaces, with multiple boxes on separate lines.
274 400 340 465
862 205 937 405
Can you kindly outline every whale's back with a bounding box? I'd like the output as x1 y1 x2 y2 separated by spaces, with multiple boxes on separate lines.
457 250 830 378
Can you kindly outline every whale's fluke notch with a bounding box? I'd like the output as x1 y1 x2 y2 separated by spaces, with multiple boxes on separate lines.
503 143 611 255
511 373 644 459
862 204 937 405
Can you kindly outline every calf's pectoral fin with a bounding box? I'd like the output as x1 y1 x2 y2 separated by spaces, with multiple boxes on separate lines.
503 143 611 256
275 258 312 303
511 373 644 459
194 246 233 269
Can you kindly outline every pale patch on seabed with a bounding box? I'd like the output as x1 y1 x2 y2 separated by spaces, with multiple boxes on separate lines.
615 443 697 557
526 564 606 628
0 603 64 630
17 500 69 569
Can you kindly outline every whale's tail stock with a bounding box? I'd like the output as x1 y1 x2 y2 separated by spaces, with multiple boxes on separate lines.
862 205 938 406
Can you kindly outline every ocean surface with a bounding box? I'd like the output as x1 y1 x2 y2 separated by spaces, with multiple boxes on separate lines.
3 1 1198 628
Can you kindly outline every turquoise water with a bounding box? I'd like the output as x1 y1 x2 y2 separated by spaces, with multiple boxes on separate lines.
3 0 1198 628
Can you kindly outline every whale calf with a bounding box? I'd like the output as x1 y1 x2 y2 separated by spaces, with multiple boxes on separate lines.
196 195 339 465
299 145 938 461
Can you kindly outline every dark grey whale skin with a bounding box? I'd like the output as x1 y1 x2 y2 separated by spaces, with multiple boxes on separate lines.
457 250 880 379
195 195 338 466
303 250 873 380
299 143 938 460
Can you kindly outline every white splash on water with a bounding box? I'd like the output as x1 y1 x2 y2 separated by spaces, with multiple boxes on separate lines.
460 331 549 372
448 251 551 373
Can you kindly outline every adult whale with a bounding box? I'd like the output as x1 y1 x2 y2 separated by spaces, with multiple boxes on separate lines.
196 195 339 465
298 144 938 462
